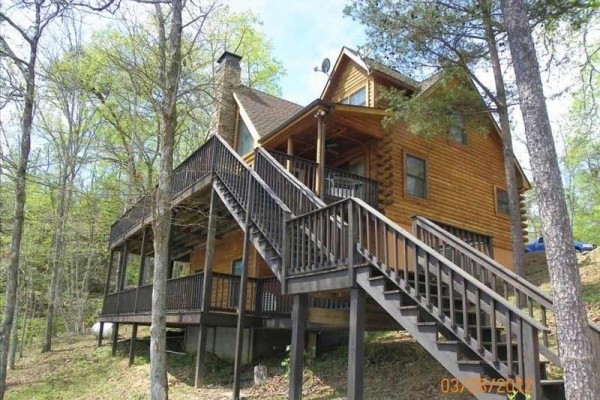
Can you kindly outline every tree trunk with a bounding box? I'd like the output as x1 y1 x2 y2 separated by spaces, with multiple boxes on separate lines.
7 296 19 370
479 0 526 279
42 173 69 352
19 282 32 359
500 0 600 397
0 56 35 400
150 1 182 399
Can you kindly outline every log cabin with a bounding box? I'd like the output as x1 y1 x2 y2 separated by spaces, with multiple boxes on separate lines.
97 48 600 400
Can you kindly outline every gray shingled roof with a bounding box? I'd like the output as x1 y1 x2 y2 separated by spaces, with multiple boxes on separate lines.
234 86 303 137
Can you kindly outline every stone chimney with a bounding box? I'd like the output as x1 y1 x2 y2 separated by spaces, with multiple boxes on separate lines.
210 51 242 146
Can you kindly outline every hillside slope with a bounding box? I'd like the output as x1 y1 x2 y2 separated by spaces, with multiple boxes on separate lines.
6 249 600 399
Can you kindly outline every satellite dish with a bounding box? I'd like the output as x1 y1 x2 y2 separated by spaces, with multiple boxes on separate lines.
321 58 331 74
314 58 331 76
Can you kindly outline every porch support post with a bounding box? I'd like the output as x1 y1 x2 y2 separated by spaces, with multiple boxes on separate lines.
116 243 129 314
118 242 129 291
138 227 149 286
128 323 138 367
289 294 308 400
97 322 104 347
104 250 115 296
314 109 327 198
232 182 255 400
286 136 294 171
134 227 149 313
111 322 120 356
167 211 175 279
347 287 365 400
195 187 218 388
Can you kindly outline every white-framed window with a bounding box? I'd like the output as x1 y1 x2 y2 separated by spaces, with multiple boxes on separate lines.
406 154 427 199
341 87 367 106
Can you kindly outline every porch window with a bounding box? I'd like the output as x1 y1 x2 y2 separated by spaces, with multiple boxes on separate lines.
496 188 510 215
236 117 254 155
406 155 426 199
341 87 367 106
449 113 466 145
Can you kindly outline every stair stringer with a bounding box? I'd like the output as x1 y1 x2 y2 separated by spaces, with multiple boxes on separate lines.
356 266 505 400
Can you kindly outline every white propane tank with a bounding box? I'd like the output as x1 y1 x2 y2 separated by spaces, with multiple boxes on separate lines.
91 322 113 338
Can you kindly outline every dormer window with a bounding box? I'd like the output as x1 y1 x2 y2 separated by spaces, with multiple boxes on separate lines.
236 116 254 155
449 113 467 145
341 87 367 106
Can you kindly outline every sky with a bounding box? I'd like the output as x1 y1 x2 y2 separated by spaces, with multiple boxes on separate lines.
229 0 366 106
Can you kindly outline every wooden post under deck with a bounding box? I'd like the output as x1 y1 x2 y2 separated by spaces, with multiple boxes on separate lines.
232 182 255 400
128 323 138 367
347 287 365 400
111 322 120 356
195 188 218 388
289 294 308 400
314 110 326 198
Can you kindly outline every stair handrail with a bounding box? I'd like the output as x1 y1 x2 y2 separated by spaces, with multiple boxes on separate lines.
213 135 292 254
213 135 292 214
412 216 600 341
288 196 549 391
254 147 326 213
289 197 549 333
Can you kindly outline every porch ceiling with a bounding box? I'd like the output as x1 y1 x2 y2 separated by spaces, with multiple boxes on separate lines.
262 103 387 162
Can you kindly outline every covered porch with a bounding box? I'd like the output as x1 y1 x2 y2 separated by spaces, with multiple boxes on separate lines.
259 102 386 208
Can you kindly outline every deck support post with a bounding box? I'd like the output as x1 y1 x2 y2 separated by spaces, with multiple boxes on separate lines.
289 294 308 400
314 109 327 198
522 324 542 399
167 217 175 279
116 243 129 314
97 322 104 347
232 182 255 400
195 188 218 388
128 323 138 367
347 287 365 400
135 227 149 313
104 251 115 297
111 322 120 356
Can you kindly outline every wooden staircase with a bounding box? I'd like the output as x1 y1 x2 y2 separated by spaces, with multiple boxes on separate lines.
192 134 599 399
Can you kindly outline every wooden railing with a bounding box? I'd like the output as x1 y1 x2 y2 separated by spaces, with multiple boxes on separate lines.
267 150 379 208
254 148 324 216
286 197 549 391
213 136 292 257
287 200 350 276
412 215 600 368
109 137 216 246
428 219 494 257
101 273 347 317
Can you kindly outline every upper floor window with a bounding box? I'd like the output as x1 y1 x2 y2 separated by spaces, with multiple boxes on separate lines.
406 154 427 199
236 117 254 155
449 113 466 145
341 87 367 106
496 187 510 215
